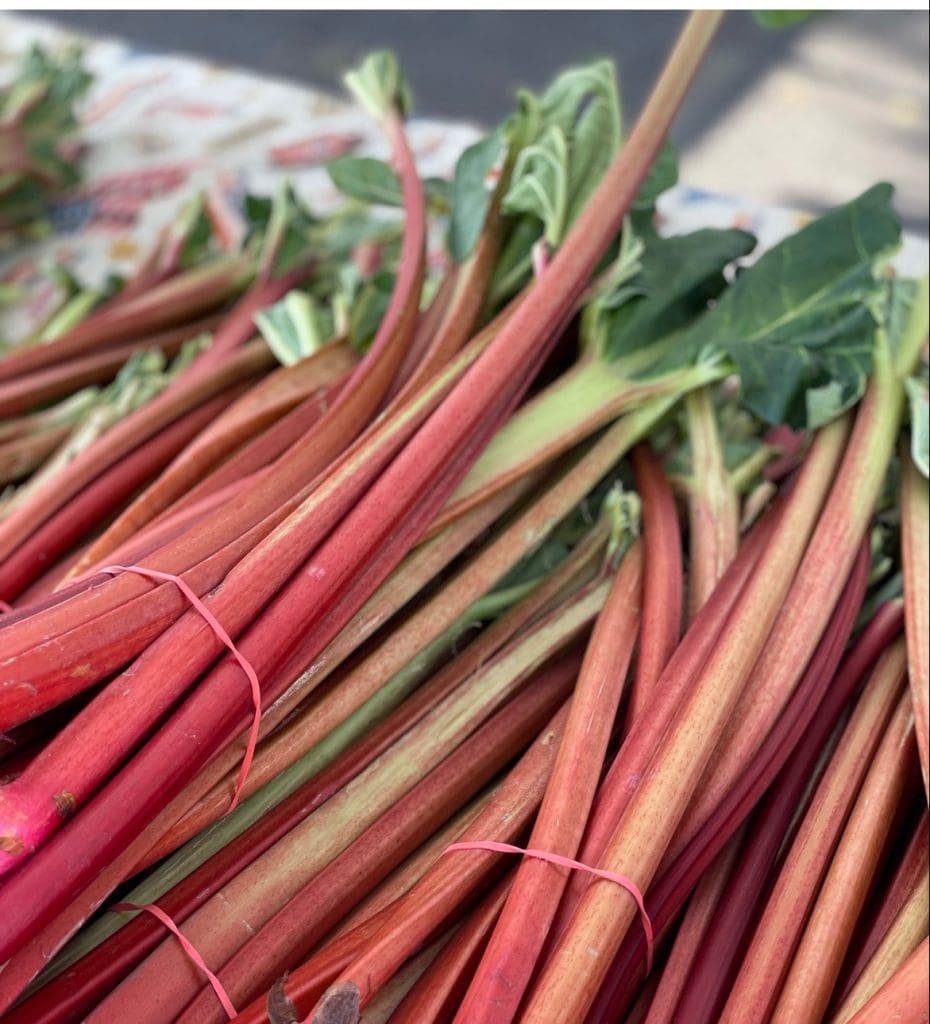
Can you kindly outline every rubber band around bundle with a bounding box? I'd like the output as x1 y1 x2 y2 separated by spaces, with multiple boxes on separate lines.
443 840 655 971
99 564 261 810
113 902 237 1019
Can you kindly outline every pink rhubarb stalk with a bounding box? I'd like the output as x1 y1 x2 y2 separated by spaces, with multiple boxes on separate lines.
452 542 643 1022
900 446 929 798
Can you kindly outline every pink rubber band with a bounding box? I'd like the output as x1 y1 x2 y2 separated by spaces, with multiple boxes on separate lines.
113 902 237 1019
0 600 13 614
100 564 261 810
444 840 655 971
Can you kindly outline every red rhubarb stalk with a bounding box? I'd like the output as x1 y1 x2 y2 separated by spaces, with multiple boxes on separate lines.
549 470 795 943
0 68 428 728
0 312 223 418
0 319 284 600
641 831 745 1024
75 341 357 570
833 867 930 1024
453 542 644 1022
0 10 718 953
77 590 599 1021
769 691 917 1024
389 878 511 1024
627 442 683 721
837 808 930 1005
0 252 254 384
716 639 907 1024
522 409 851 1022
591 548 881 1022
140 500 604 866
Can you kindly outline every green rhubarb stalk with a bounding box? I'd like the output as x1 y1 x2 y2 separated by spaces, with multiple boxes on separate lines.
430 354 721 536
360 938 448 1024
716 639 907 1024
683 385 740 620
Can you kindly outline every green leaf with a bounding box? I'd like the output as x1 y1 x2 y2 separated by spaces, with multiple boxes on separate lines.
675 183 902 428
254 290 333 366
246 183 317 276
631 141 679 234
541 60 622 229
501 59 622 247
327 156 403 207
449 129 505 263
344 51 412 121
349 270 395 352
906 376 929 477
599 227 756 363
501 125 569 246
172 194 215 268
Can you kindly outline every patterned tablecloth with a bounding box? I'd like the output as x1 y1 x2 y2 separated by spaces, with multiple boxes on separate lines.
2 11 928 340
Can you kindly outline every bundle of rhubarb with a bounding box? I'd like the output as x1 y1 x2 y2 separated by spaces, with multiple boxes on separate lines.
0 12 928 1024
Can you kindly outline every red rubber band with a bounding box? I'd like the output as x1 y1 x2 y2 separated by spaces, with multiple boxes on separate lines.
113 902 237 1019
100 564 261 810
443 840 655 971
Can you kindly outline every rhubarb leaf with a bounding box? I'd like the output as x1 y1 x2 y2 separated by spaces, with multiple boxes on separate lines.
542 60 622 229
449 129 505 262
246 184 317 276
344 51 412 120
597 227 756 362
328 156 403 207
349 269 395 351
254 290 333 366
675 183 902 428
502 125 569 246
905 375 929 477
502 60 621 247
631 141 678 233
